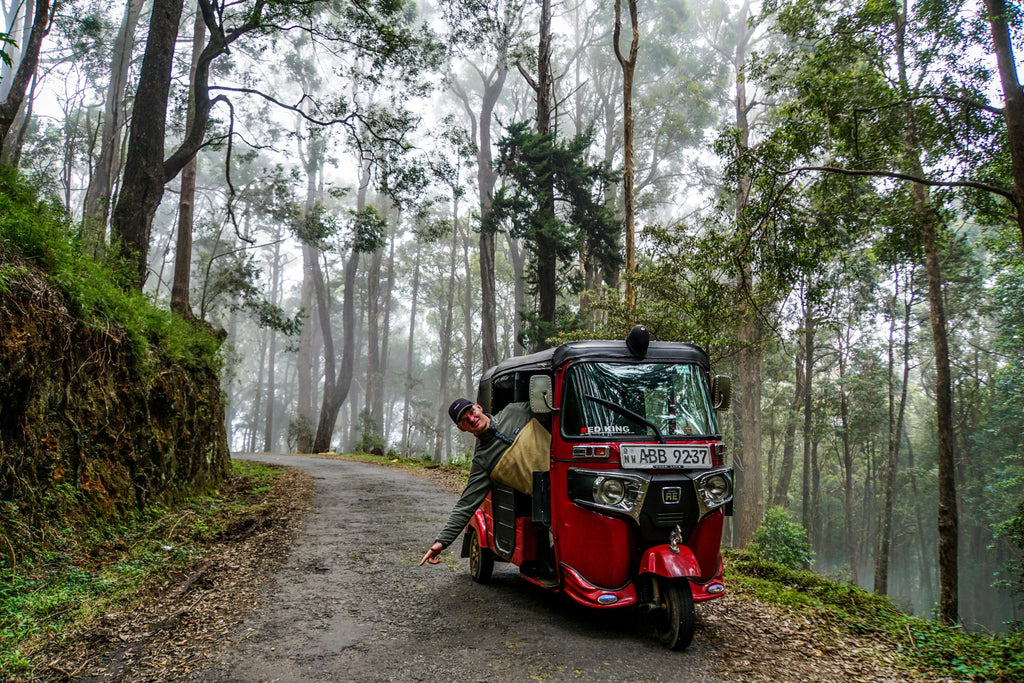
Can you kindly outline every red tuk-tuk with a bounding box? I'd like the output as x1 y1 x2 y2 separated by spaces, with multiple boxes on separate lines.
461 326 733 650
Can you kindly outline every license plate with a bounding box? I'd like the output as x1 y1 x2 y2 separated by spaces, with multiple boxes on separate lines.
619 444 712 469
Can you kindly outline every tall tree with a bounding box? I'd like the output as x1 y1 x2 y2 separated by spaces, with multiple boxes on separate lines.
170 4 207 317
983 0 1024 251
109 0 184 287
446 0 526 370
613 0 639 313
81 0 144 257
0 0 49 145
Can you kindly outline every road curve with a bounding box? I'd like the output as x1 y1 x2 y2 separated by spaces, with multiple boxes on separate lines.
193 454 723 683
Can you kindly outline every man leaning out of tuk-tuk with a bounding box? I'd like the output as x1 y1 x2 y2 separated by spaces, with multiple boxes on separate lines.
419 397 549 566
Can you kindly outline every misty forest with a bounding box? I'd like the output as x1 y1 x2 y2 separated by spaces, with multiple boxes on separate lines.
2 0 1024 638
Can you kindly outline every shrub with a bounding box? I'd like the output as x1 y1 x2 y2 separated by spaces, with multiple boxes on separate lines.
748 506 814 569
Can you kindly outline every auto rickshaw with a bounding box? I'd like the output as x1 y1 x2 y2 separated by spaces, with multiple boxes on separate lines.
460 326 733 650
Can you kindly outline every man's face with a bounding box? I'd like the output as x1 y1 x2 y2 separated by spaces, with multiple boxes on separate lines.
457 404 490 436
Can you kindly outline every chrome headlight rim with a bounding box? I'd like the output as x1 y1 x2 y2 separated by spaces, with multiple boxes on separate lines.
569 468 651 522
693 467 734 517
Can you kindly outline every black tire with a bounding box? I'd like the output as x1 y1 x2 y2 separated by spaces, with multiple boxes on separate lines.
468 527 494 583
654 578 695 650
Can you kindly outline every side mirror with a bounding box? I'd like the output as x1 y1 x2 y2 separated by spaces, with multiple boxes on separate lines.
712 375 731 412
529 375 554 414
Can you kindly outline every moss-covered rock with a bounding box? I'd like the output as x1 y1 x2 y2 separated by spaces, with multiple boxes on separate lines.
0 253 229 552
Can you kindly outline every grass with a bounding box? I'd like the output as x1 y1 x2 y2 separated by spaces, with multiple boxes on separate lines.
725 551 1024 682
0 164 222 374
0 460 283 677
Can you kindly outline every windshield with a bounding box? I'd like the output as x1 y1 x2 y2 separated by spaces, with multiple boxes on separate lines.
561 362 718 439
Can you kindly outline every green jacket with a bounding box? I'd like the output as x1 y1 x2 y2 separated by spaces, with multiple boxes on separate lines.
434 402 534 548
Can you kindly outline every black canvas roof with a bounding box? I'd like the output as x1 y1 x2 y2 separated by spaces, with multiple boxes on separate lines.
479 340 710 382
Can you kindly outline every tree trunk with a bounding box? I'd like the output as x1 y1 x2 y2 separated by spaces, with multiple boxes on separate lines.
296 127 324 453
311 159 371 453
311 247 360 453
534 0 557 342
984 0 1024 251
171 5 207 317
461 218 475 398
81 0 144 257
837 323 858 585
380 232 395 439
296 243 317 452
110 0 185 288
613 0 639 313
733 315 764 547
801 314 816 533
402 242 422 455
364 239 384 443
433 212 460 463
262 234 282 452
453 56 506 372
507 233 527 356
0 70 34 166
773 339 804 509
729 0 763 548
895 7 958 624
875 266 914 595
0 0 49 144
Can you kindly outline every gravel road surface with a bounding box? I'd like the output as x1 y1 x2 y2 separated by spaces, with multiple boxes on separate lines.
193 454 723 683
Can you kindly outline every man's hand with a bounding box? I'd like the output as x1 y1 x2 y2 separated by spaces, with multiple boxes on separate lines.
420 541 444 566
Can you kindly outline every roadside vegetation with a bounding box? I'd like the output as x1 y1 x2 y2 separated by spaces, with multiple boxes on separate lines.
731 507 1024 683
0 460 282 677
0 166 222 374
2 452 1020 680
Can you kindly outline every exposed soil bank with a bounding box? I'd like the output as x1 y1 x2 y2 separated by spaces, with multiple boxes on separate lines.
0 253 229 549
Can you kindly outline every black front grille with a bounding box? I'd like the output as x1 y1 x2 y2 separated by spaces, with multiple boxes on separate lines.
656 512 686 526
637 475 699 544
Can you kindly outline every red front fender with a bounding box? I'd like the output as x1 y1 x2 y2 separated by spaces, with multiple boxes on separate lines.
460 509 491 558
638 544 701 578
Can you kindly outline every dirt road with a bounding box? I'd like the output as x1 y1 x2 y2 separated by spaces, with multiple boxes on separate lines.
193 454 723 683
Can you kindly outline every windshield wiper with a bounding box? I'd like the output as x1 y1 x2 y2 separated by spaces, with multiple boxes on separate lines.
583 393 665 443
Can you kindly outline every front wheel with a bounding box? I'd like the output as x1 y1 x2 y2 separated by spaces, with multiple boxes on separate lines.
654 577 695 650
468 527 494 583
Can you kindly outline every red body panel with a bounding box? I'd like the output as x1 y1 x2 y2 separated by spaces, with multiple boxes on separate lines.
469 359 729 611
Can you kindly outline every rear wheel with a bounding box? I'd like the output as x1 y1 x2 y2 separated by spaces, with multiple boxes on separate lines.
468 527 494 583
654 578 695 650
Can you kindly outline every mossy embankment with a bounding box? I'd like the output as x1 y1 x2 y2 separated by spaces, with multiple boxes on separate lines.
0 166 229 577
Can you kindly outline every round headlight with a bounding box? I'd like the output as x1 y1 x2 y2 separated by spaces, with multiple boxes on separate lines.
594 477 626 506
702 473 731 504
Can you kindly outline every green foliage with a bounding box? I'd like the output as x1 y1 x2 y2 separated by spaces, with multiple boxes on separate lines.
491 122 622 345
996 500 1024 616
354 409 386 454
0 460 280 675
0 30 15 68
748 506 815 569
729 551 1024 681
0 166 222 373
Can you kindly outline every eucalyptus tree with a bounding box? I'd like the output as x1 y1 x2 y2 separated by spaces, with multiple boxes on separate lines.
170 4 208 318
445 0 529 370
755 0 1017 624
81 0 145 257
613 0 639 311
110 0 441 289
0 0 49 144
